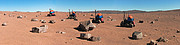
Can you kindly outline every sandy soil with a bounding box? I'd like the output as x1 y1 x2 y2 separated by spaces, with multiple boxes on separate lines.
0 11 179 45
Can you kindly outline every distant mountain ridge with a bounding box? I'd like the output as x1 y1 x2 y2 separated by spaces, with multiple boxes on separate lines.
78 9 180 14
80 10 147 14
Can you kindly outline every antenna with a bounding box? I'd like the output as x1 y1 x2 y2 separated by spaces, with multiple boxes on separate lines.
123 11 125 20
69 9 70 15
128 12 130 16
95 9 96 16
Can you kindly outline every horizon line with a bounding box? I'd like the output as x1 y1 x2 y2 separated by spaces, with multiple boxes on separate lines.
0 8 180 12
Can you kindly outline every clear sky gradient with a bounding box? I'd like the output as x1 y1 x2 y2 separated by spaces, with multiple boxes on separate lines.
0 0 180 12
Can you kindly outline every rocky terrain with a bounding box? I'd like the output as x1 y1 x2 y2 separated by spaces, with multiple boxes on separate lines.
0 9 179 45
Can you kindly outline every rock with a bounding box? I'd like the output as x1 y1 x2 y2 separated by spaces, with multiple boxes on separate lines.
80 33 92 39
24 16 27 18
56 31 61 33
4 13 6 15
173 35 176 37
31 18 38 21
150 21 155 24
36 15 38 17
12 15 15 17
40 25 48 27
139 20 144 23
155 29 158 31
65 42 67 43
91 14 93 16
177 30 180 33
107 19 111 21
40 20 44 22
2 23 7 26
83 14 86 16
156 37 168 42
9 15 12 17
78 20 96 31
17 16 23 19
158 17 160 18
49 20 56 24
132 31 143 40
61 32 66 34
154 19 158 21
31 25 48 33
61 19 65 21
90 36 101 42
149 40 158 45
111 19 116 21
89 23 96 30
70 38 73 40
41 20 46 23
107 16 111 18
143 34 147 37
56 31 66 34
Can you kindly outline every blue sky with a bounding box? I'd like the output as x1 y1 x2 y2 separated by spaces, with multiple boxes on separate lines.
0 0 180 12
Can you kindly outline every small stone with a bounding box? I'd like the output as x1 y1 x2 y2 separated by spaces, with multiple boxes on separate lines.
107 19 111 21
12 15 15 17
24 16 27 18
155 29 159 31
31 18 38 21
9 15 12 17
132 31 143 40
91 14 93 16
40 20 44 22
2 23 7 26
143 34 147 37
156 37 168 42
149 40 158 45
177 30 180 33
4 13 6 15
17 16 23 19
150 21 155 24
41 20 46 23
61 19 65 21
70 38 73 40
31 25 48 33
36 15 38 17
158 17 160 18
65 42 67 43
154 19 158 21
123 38 125 39
83 14 86 16
107 16 111 18
173 36 176 37
111 19 116 21
90 36 101 42
56 31 66 34
139 20 144 23
80 33 92 39
49 20 56 24
61 32 66 34
56 31 61 33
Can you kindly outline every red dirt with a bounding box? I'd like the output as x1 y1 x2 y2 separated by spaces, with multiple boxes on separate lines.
0 11 179 45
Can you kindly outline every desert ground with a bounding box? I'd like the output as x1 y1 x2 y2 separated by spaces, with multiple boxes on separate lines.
0 11 179 45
